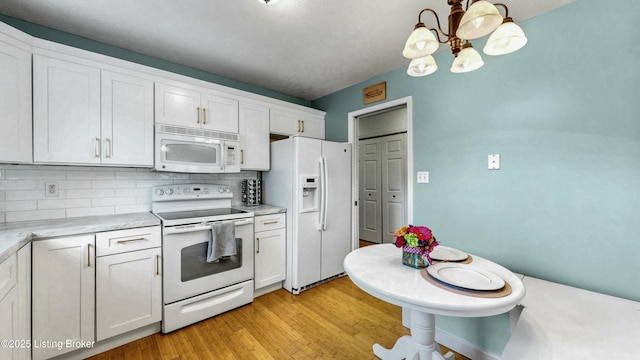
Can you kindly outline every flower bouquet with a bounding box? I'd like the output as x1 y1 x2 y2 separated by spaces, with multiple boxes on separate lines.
394 225 439 268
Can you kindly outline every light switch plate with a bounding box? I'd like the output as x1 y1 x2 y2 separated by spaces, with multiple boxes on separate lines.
488 154 500 170
417 171 429 183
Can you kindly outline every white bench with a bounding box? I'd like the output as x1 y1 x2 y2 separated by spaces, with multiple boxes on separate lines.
501 276 640 359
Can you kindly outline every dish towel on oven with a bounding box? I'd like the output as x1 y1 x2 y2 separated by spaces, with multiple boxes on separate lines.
206 221 236 262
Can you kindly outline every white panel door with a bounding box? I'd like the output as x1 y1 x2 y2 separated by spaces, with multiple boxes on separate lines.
320 141 352 279
358 138 382 243
154 82 200 128
32 235 95 360
201 93 239 133
382 134 407 244
0 39 32 163
96 247 161 341
239 102 270 170
101 70 154 166
33 55 101 164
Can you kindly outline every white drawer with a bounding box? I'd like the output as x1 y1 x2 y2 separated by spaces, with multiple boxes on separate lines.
0 254 16 301
96 226 161 256
255 213 286 232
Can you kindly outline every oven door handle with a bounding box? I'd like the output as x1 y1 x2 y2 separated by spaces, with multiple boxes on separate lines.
164 218 254 235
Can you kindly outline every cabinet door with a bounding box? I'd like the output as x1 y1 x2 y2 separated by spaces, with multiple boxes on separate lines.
239 102 270 170
299 116 325 139
33 55 101 164
0 38 32 163
270 108 301 136
202 93 239 133
0 285 18 360
101 70 154 166
155 82 201 128
16 244 31 360
255 228 286 289
32 235 95 360
96 247 162 341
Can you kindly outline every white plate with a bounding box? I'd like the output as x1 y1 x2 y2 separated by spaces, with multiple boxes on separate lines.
429 246 468 262
427 263 505 291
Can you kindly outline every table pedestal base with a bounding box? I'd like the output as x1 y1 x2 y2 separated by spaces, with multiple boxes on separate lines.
373 311 454 360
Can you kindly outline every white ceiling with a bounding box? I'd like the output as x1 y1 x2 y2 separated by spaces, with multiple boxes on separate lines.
0 0 577 101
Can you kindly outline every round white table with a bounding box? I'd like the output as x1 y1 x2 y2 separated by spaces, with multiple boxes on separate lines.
343 244 525 360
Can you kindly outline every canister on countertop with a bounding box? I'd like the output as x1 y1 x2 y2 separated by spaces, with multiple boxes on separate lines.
241 179 262 205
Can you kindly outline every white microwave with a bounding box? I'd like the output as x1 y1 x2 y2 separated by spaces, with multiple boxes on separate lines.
155 124 240 173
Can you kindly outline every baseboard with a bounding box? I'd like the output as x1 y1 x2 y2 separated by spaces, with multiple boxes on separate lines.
435 328 500 360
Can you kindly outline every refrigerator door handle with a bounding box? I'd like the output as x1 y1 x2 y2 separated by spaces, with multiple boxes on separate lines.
319 155 329 231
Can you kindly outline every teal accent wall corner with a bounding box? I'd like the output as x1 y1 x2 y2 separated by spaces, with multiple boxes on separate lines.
0 14 310 107
314 0 640 356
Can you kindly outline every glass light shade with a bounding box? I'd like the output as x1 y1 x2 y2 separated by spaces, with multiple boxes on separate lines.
402 24 439 59
407 55 438 77
483 19 528 55
456 1 503 40
450 46 484 73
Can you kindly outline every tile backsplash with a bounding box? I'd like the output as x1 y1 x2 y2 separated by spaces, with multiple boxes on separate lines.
0 164 258 224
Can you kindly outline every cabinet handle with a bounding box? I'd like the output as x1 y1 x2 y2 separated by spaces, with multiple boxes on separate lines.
156 255 160 275
203 108 207 124
301 120 305 133
197 107 201 124
256 237 260 254
94 138 101 158
297 120 301 133
116 237 147 244
105 138 112 158
87 243 92 267
241 149 244 165
263 220 279 225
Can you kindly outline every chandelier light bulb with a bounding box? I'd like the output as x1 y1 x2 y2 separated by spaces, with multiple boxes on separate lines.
483 18 528 56
407 55 438 77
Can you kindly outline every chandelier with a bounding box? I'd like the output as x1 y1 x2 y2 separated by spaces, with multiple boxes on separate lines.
403 0 528 76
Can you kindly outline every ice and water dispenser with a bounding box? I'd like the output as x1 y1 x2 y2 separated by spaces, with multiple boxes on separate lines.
300 175 319 212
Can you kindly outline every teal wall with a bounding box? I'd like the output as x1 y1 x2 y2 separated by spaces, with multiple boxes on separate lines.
0 15 310 107
313 0 640 355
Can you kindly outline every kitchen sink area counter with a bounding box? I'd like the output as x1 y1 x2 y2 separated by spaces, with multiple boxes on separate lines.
0 212 160 263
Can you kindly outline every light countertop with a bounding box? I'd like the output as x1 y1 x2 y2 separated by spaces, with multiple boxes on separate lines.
233 204 286 216
0 212 161 263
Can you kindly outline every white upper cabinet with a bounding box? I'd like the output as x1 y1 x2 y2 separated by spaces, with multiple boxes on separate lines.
33 55 155 166
239 102 270 170
0 35 32 163
33 55 102 164
155 82 239 133
101 70 154 166
270 107 325 139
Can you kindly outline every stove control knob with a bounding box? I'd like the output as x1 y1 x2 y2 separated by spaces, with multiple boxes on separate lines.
155 188 164 196
218 187 225 193
166 188 174 195
225 187 231 193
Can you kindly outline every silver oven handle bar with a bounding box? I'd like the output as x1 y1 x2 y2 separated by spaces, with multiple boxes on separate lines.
164 218 254 235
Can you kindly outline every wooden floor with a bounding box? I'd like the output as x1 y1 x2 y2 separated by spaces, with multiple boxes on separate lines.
88 275 469 360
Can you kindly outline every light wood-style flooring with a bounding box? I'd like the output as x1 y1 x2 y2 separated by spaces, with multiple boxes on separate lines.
88 275 469 359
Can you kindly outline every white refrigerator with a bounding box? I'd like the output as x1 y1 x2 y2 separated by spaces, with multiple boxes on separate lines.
263 136 352 294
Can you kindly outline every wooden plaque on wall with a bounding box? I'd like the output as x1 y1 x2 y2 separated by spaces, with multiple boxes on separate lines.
363 81 386 104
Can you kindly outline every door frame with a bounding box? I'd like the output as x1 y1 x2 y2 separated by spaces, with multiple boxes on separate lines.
348 96 414 250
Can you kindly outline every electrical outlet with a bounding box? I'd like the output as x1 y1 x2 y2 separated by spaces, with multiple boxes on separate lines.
417 171 429 183
45 182 59 197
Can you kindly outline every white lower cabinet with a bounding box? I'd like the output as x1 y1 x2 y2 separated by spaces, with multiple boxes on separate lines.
32 235 95 360
254 213 286 289
0 244 31 360
95 226 162 341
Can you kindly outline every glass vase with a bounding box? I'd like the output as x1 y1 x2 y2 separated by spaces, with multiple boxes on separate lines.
402 248 428 269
